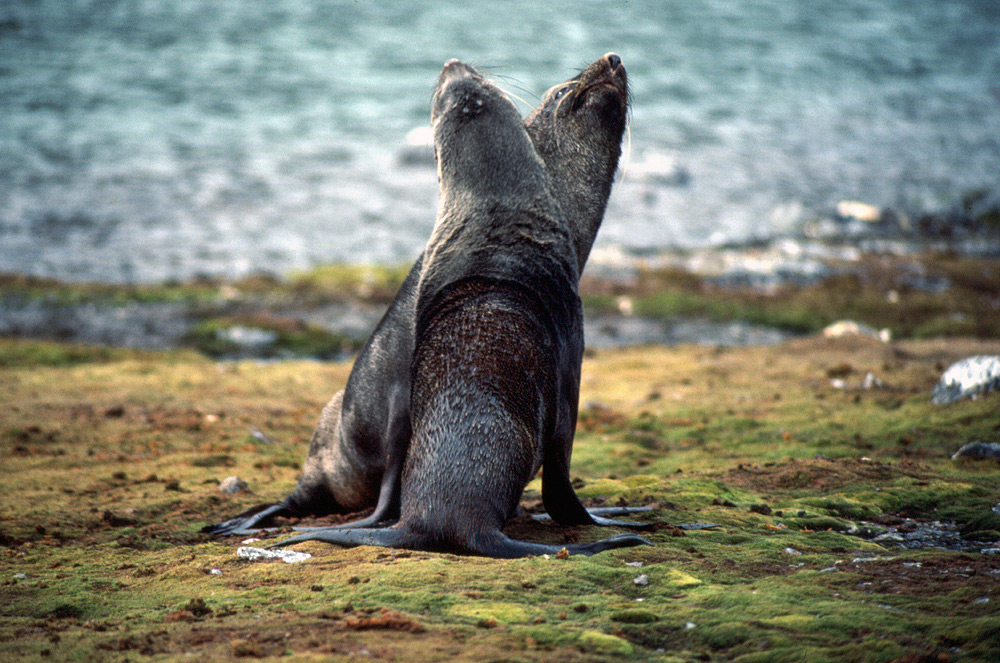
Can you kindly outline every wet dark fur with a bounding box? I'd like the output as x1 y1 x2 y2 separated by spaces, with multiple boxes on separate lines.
203 54 631 538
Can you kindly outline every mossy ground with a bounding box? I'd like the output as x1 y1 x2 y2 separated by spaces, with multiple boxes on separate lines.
2 332 1000 662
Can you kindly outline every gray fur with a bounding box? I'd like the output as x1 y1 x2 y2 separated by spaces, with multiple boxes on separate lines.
203 54 631 537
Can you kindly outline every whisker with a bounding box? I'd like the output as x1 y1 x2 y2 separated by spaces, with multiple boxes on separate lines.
620 122 632 182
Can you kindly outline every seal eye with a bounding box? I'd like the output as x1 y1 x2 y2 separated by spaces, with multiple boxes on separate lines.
552 87 568 101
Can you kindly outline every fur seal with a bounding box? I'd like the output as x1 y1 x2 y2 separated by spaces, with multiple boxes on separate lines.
203 53 632 537
270 59 649 557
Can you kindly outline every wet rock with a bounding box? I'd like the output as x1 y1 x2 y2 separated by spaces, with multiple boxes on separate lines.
847 520 985 552
932 355 1000 404
215 325 277 349
218 476 249 494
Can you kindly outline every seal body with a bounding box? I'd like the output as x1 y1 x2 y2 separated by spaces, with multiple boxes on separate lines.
270 60 649 557
203 54 631 537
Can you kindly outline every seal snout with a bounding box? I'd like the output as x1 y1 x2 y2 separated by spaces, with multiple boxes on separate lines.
433 59 492 123
567 53 628 115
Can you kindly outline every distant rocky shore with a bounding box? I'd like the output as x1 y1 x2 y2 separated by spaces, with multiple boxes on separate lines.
2 217 998 360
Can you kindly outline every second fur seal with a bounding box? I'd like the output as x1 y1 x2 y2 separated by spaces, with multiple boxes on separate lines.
270 59 650 557
203 54 633 536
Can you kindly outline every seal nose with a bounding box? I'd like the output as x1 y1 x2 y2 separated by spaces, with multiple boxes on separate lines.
604 53 622 71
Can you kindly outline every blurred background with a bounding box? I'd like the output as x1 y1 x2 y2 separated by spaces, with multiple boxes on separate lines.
2 0 998 285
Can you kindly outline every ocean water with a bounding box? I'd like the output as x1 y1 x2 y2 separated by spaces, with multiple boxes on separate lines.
1 0 998 283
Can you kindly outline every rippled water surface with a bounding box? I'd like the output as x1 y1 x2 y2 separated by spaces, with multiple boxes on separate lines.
1 0 998 282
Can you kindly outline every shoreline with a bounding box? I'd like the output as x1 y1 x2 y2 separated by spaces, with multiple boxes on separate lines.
2 239 999 360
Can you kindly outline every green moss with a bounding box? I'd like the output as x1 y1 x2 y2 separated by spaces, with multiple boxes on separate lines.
288 263 410 303
449 602 531 624
578 630 634 655
0 338 182 367
2 337 1000 662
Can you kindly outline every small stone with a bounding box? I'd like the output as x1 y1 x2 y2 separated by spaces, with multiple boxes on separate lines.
874 532 905 543
209 569 222 575
219 476 249 494
862 372 885 389
685 621 697 630
14 572 27 580
626 561 644 567
633 574 649 586
784 547 803 556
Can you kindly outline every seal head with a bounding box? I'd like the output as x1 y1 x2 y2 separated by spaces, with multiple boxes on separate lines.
525 52 629 270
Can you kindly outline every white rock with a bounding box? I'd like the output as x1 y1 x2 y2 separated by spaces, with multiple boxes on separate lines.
219 476 249 494
822 320 891 343
932 355 1000 404
237 546 311 564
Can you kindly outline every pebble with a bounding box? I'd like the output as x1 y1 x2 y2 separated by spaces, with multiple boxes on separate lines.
633 574 649 586
219 476 249 494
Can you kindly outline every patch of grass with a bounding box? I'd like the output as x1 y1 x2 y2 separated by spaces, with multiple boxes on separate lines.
580 254 1000 339
0 337 194 367
288 263 411 304
2 337 1000 662
0 272 223 306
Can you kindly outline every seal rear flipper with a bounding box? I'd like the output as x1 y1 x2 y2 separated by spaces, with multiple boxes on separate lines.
201 501 294 536
540 451 655 529
468 531 653 558
269 525 418 550
271 526 652 558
